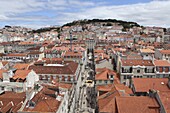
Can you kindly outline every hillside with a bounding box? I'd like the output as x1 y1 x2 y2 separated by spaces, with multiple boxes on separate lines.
62 19 141 30
31 19 141 33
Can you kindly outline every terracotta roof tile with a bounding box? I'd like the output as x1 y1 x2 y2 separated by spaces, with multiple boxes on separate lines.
95 68 117 80
154 60 170 66
126 52 142 59
0 91 26 113
13 70 31 80
140 48 155 53
1 61 9 66
121 59 154 66
158 91 170 113
63 51 82 58
160 50 170 54
13 63 30 70
55 82 72 89
133 78 169 92
18 41 35 45
97 84 113 92
116 96 160 113
23 85 61 112
6 53 27 57
94 49 105 53
98 83 132 113
98 92 117 113
29 62 78 75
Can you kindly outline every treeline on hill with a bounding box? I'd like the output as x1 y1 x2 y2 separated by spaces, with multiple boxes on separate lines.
62 19 141 30
31 27 60 33
31 19 140 33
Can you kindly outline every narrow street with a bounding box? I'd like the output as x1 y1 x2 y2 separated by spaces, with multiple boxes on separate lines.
75 39 97 113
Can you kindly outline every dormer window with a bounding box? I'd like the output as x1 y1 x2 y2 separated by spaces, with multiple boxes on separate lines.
137 69 140 73
110 75 113 78
28 101 36 108
109 74 114 80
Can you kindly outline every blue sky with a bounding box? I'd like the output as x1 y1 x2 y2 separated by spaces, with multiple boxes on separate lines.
0 0 169 29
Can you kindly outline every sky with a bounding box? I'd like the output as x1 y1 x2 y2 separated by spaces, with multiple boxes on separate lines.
0 0 169 29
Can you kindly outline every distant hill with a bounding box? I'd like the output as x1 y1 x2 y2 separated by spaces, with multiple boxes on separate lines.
31 19 141 33
62 19 141 30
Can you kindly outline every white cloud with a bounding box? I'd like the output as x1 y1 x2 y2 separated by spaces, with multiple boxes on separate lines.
68 0 95 6
59 0 170 27
0 0 170 28
0 0 45 21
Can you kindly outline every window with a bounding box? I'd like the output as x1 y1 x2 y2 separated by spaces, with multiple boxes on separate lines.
152 68 155 73
127 75 131 79
137 69 140 73
110 75 113 78
122 67 124 73
129 67 132 73
105 80 107 84
99 80 102 83
1 87 4 90
110 80 113 83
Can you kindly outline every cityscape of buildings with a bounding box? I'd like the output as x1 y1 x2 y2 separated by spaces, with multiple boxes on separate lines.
0 19 170 113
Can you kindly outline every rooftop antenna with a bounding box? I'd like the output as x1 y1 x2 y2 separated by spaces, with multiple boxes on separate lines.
69 30 72 51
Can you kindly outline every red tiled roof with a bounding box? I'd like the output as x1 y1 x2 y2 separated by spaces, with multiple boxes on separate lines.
13 63 30 70
29 62 78 75
35 58 64 65
94 49 105 53
63 51 82 58
0 53 5 57
133 78 169 92
113 48 126 52
98 91 118 113
140 48 155 53
18 41 35 45
97 84 113 92
0 91 26 113
1 61 9 66
158 91 170 113
97 83 132 94
98 83 132 113
1 101 13 113
6 53 27 57
55 82 72 89
23 85 61 112
114 84 133 95
95 68 117 80
126 52 142 59
96 67 108 73
121 59 154 66
27 46 41 51
13 70 31 80
160 50 170 54
116 96 160 113
154 60 170 66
